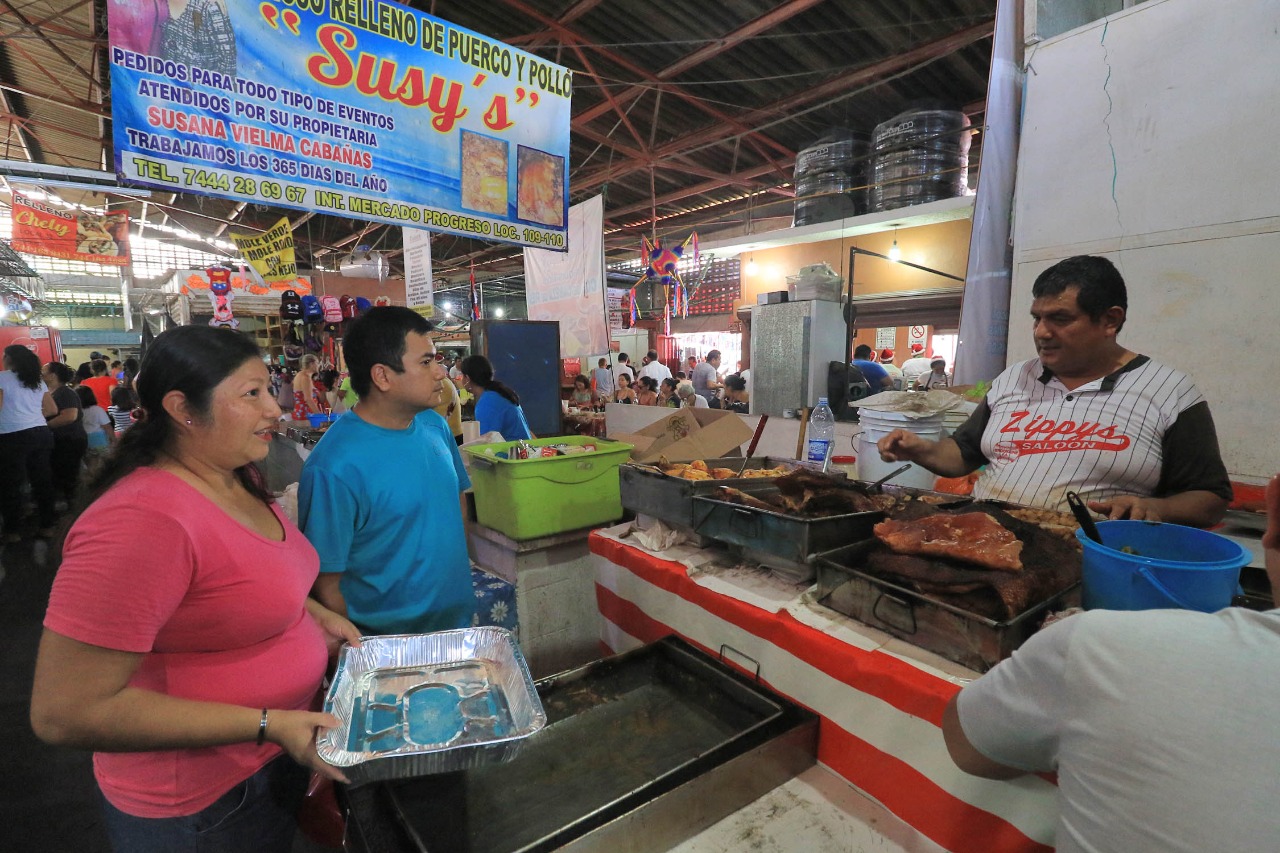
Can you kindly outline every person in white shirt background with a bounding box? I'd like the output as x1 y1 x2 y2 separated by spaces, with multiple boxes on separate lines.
917 356 950 390
612 353 635 388
636 349 672 384
900 346 934 389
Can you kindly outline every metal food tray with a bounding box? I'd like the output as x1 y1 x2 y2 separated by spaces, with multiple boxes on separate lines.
619 456 826 529
690 481 964 566
815 539 1081 672
379 636 818 853
318 627 546 785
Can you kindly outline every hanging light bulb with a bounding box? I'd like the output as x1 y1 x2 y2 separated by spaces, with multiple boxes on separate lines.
888 227 901 262
494 306 505 318
745 256 758 276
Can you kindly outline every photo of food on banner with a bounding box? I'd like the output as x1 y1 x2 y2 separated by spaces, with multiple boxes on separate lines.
517 147 565 227
460 130 509 216
75 212 126 257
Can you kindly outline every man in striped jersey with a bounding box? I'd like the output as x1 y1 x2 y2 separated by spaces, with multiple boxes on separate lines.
877 255 1230 526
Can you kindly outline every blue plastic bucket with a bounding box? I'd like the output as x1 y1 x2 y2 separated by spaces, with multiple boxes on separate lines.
1076 520 1250 612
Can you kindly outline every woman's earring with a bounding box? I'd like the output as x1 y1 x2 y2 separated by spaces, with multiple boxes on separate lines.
185 419 192 425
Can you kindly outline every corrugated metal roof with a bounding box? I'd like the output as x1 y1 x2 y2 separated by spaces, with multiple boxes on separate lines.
0 0 995 291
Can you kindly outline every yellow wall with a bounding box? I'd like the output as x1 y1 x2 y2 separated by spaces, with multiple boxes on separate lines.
736 218 972 360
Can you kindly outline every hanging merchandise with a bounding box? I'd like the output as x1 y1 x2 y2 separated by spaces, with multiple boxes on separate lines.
469 264 481 321
320 294 343 325
2 291 34 323
206 264 238 329
373 296 392 307
279 289 304 324
339 295 358 321
355 296 373 315
283 325 303 366
631 231 700 326
635 232 699 293
300 294 323 324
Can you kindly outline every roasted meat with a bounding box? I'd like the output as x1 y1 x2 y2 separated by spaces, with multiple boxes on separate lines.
710 487 778 512
874 513 1024 572
856 503 1082 620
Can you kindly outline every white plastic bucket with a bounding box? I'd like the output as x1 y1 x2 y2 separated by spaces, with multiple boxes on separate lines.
855 410 945 490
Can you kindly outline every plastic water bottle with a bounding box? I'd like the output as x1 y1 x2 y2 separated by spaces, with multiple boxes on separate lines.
806 397 835 465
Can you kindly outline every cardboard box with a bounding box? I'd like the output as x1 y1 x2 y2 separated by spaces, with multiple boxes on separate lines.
612 409 755 464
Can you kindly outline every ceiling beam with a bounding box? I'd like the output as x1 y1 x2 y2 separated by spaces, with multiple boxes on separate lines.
566 42 648 154
0 0 103 97
495 0 794 165
574 18 995 195
572 0 827 128
510 0 603 50
0 81 109 119
0 0 96 42
212 201 249 237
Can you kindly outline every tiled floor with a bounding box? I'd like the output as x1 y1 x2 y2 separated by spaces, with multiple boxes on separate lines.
0 537 111 851
671 765 946 853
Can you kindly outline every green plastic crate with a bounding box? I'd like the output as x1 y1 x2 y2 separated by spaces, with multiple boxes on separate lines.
463 436 633 540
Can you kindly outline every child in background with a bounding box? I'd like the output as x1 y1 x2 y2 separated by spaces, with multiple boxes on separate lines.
106 385 136 440
76 385 112 454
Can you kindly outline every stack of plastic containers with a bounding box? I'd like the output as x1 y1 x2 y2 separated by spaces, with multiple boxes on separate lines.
792 131 870 226
869 108 971 213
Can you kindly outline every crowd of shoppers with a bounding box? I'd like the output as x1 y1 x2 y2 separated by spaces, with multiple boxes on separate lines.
0 348 142 543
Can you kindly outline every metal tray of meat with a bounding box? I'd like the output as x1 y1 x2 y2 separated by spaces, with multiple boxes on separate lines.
690 481 965 566
317 627 547 785
619 456 824 529
815 539 1081 672
374 636 818 853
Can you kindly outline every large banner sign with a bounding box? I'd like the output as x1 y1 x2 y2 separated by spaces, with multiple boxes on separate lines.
108 0 571 250
524 195 606 357
229 216 298 282
10 193 130 265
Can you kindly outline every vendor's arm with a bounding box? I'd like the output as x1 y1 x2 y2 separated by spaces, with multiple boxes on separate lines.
877 432 973 477
31 629 347 782
1087 401 1230 527
42 391 57 419
878 396 989 478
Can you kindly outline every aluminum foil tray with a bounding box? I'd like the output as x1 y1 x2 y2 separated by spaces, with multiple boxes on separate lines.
318 627 546 785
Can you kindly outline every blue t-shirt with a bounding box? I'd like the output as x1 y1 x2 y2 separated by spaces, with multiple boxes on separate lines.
474 390 532 440
298 408 473 634
853 359 890 395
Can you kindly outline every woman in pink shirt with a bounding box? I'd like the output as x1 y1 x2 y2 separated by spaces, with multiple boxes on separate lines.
31 326 360 852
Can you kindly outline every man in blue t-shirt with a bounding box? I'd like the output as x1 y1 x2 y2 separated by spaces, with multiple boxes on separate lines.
852 344 894 396
299 307 473 635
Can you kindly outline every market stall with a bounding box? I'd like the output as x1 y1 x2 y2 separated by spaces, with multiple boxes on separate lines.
590 524 1057 853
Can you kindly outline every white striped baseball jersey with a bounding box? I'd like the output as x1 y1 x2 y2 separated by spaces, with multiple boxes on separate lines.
951 356 1231 512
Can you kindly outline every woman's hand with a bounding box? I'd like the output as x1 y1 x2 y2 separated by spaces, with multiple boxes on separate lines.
264 708 349 783
306 598 362 656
